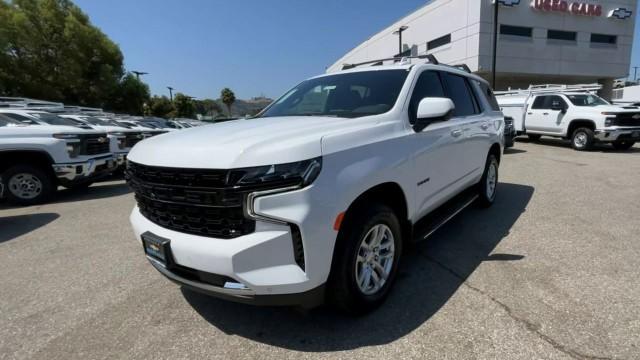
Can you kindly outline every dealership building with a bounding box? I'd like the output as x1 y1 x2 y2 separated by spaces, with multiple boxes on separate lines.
328 0 637 99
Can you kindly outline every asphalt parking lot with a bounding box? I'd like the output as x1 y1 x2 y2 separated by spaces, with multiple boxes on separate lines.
1 139 639 360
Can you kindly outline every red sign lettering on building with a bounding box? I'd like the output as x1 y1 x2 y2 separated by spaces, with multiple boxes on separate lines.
531 0 602 16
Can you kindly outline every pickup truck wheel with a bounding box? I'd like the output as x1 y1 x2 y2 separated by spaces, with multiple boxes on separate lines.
477 154 499 208
329 204 402 315
611 141 635 150
571 128 594 151
528 134 541 141
2 165 54 205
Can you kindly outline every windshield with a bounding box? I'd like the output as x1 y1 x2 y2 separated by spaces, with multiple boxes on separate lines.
82 116 128 128
29 112 80 126
0 114 22 127
566 94 609 107
260 70 409 118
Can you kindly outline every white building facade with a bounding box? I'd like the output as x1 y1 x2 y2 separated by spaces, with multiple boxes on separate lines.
328 0 637 98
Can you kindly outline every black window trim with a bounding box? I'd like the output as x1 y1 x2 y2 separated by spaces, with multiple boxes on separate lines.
406 69 446 124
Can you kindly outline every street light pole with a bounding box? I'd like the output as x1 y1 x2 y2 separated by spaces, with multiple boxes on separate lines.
167 86 174 102
633 66 639 82
392 25 409 55
132 71 148 80
491 1 500 89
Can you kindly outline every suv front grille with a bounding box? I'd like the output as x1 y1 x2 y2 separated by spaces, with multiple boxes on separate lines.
126 162 256 238
79 134 110 155
614 113 640 127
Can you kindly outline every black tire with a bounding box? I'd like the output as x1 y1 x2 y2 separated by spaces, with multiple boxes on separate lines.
571 127 595 151
2 164 55 205
328 203 403 315
612 141 635 151
527 134 541 141
477 154 499 208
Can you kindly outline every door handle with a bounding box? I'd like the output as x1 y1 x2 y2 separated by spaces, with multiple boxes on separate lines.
480 123 490 130
527 112 533 115
543 112 549 115
451 129 463 138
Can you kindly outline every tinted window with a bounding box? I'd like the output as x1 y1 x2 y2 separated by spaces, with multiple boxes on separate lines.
408 71 445 124
500 25 532 38
427 34 451 50
441 73 478 117
0 114 21 127
261 70 409 119
548 30 577 41
532 96 566 109
591 33 617 44
2 112 37 124
476 81 500 111
566 94 609 106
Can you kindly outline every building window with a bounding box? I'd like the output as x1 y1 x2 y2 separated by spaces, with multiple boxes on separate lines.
591 33 617 44
500 25 532 38
547 30 577 41
427 34 451 50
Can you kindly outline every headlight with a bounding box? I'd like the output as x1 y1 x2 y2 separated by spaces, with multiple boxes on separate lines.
605 117 615 127
229 157 322 188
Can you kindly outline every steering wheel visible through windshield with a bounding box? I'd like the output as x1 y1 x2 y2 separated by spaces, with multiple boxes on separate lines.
259 70 409 119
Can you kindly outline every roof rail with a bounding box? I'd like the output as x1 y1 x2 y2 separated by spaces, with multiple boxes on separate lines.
342 54 439 70
495 83 602 97
450 64 471 73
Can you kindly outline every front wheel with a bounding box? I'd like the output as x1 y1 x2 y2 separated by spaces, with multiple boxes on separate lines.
477 154 499 208
2 165 55 205
328 204 402 315
612 141 635 151
571 128 594 151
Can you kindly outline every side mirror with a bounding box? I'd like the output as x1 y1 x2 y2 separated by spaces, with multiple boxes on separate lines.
414 97 455 132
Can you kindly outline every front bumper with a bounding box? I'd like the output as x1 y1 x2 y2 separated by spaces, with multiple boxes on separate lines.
595 127 640 142
52 155 118 182
129 179 337 307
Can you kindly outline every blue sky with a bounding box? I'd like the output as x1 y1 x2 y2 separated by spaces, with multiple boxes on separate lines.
75 0 640 100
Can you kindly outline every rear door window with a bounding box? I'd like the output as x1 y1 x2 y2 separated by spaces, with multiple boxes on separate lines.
441 73 479 117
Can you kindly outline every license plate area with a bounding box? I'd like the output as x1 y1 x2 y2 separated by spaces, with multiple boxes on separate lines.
141 231 172 266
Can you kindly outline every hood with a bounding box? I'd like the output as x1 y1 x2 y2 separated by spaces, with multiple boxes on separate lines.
0 124 105 137
595 105 640 113
128 116 366 168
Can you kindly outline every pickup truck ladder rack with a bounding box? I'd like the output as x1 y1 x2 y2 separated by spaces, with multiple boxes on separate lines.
495 83 602 97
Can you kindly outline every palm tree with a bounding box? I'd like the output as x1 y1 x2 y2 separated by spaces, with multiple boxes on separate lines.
220 88 236 117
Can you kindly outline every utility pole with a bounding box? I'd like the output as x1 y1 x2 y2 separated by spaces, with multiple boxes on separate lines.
132 71 148 80
491 0 500 89
167 86 174 102
633 66 639 82
392 26 409 55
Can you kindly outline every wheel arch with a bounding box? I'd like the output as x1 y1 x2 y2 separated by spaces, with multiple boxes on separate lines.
0 150 54 173
567 119 596 137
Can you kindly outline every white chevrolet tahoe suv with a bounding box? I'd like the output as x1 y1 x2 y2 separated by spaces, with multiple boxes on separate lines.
0 114 117 204
126 57 504 313
498 90 640 151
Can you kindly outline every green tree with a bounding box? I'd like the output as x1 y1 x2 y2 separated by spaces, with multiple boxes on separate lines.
0 0 124 107
148 96 175 118
173 93 196 118
107 73 150 115
220 88 236 117
194 99 223 117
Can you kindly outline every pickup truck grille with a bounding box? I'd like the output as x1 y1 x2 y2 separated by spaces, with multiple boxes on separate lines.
79 134 110 155
614 113 640 127
125 133 144 148
125 162 255 239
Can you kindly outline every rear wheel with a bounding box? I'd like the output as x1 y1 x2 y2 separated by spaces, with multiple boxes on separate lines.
2 165 54 205
328 203 402 315
571 127 594 151
612 141 635 151
527 134 541 141
477 154 499 208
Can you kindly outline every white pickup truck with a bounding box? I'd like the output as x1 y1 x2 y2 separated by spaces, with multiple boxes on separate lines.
126 55 504 313
497 87 640 151
0 114 118 204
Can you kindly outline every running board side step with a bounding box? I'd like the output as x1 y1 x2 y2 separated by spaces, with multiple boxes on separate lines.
413 188 479 242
